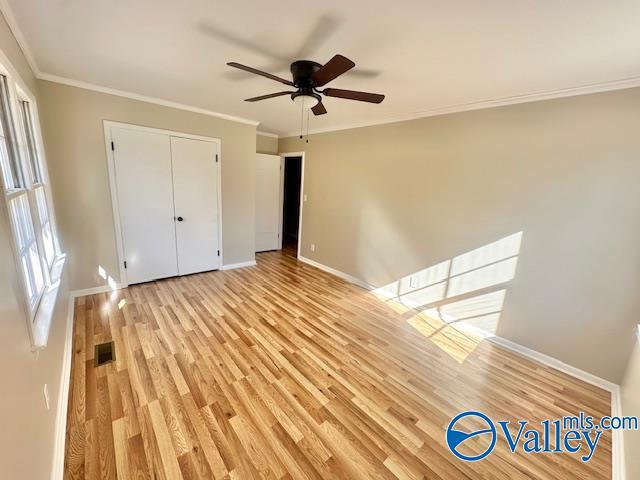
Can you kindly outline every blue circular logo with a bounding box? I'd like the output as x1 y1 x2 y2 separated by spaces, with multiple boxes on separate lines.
446 411 497 461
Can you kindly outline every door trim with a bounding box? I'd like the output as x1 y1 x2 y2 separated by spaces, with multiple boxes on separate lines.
103 120 223 287
278 151 305 258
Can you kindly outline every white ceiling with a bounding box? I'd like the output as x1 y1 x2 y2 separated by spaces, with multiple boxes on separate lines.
5 0 640 136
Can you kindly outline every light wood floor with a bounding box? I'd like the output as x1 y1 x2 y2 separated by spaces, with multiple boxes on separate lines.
64 248 612 479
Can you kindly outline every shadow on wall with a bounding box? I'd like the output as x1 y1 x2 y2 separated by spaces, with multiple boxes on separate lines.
372 232 522 363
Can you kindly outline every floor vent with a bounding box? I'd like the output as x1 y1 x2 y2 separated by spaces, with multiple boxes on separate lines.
94 341 115 367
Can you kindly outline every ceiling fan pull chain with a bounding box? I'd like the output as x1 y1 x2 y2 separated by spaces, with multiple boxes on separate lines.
306 108 310 143
299 99 304 139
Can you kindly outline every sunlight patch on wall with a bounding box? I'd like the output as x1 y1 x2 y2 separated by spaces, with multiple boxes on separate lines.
372 232 522 362
448 256 517 298
450 232 521 276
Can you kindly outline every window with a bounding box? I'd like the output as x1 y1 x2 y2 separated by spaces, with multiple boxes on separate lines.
18 97 55 268
18 100 42 183
0 71 60 322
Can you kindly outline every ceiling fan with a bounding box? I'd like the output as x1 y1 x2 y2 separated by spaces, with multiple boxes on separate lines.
227 54 385 116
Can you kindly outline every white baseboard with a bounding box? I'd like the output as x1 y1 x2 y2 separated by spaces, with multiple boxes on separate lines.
50 295 75 480
298 255 376 290
69 283 125 298
487 335 619 392
611 386 626 480
296 254 625 480
69 262 258 296
221 260 257 270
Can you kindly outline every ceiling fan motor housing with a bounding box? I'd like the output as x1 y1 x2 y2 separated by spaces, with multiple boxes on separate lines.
290 60 323 88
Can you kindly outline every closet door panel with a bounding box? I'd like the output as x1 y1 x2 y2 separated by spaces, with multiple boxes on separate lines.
112 127 178 284
171 137 220 275
255 153 281 252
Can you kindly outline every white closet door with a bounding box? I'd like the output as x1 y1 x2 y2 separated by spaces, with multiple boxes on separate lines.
112 127 178 284
171 136 220 275
255 153 282 252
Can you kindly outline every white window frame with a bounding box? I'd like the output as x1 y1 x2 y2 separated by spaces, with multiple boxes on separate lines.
0 54 64 350
0 71 48 312
18 98 43 184
0 75 24 192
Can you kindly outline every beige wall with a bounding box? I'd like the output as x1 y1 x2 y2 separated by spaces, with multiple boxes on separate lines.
257 133 278 154
280 87 640 383
0 220 70 479
622 339 640 478
0 11 71 480
38 80 257 290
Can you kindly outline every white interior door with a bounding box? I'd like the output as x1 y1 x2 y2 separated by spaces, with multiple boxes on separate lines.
171 136 220 275
112 127 178 284
255 153 282 252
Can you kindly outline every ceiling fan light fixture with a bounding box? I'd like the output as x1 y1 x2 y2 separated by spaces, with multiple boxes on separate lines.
292 94 320 110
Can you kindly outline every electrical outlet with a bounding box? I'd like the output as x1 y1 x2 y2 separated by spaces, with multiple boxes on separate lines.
303 194 308 202
409 275 419 288
310 243 315 252
43 384 50 410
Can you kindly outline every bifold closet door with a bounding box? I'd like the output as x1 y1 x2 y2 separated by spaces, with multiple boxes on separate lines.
112 127 178 284
171 136 220 275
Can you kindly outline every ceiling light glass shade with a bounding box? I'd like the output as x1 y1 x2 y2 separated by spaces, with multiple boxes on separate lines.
293 94 319 110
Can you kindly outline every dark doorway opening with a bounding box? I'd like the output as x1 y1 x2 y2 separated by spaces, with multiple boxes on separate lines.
282 156 302 255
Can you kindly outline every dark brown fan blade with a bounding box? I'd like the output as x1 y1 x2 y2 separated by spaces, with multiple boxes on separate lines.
244 91 294 102
323 88 385 104
311 101 327 115
227 62 294 86
312 54 355 86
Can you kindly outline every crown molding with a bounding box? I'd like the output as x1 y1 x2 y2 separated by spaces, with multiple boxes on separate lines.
257 130 279 138
0 0 41 76
38 73 260 126
280 75 640 138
